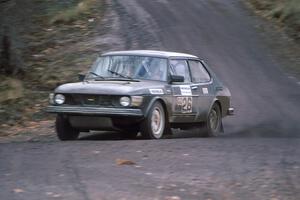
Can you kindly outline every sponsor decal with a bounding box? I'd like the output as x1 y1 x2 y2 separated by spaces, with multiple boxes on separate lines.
202 87 208 94
149 89 164 95
180 85 192 96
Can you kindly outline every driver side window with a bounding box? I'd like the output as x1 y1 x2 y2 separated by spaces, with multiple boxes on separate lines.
170 59 191 83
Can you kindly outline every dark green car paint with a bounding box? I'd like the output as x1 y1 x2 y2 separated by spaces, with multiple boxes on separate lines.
46 50 233 132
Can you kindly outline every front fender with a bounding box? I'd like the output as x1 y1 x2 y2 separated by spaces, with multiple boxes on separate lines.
143 96 170 120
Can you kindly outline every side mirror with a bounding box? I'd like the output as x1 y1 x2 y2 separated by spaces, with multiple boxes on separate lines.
170 75 184 83
78 73 86 81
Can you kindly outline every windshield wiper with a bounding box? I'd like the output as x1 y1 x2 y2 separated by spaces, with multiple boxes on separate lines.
104 69 140 81
107 69 132 79
87 71 105 80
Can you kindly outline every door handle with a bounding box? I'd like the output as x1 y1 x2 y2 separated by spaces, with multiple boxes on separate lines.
215 86 223 91
191 86 198 90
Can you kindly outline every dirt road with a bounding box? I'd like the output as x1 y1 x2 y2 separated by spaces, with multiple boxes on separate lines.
1 0 300 199
112 0 300 137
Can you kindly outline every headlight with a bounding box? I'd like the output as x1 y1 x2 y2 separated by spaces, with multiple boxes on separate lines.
54 94 65 105
120 96 130 107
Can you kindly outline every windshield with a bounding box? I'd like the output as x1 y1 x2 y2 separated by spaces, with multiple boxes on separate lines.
87 55 168 81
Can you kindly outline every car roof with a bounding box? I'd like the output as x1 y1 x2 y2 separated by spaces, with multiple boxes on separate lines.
102 50 199 59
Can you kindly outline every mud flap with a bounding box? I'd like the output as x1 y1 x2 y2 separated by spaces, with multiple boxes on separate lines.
220 121 224 133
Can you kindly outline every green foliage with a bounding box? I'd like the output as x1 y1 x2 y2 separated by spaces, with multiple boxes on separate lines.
50 0 97 24
0 0 104 133
0 76 23 103
268 0 300 21
249 0 300 39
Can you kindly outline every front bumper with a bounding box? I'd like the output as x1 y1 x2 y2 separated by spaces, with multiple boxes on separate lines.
45 105 144 117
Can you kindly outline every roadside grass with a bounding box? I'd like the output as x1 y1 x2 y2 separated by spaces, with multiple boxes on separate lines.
50 0 97 24
247 0 300 79
0 76 23 103
248 0 300 39
0 0 105 135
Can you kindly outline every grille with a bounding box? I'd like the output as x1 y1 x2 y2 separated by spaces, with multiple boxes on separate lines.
65 94 120 107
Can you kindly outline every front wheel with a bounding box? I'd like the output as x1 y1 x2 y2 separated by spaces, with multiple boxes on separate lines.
203 103 222 137
140 101 166 139
55 115 80 141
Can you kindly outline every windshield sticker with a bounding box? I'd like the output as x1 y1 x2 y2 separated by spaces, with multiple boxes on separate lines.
176 97 192 113
149 89 164 95
180 86 192 96
202 88 208 94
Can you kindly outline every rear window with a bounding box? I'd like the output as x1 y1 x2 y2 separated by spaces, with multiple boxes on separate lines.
188 60 210 83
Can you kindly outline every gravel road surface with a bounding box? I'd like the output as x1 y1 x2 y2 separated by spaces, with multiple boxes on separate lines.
1 0 300 199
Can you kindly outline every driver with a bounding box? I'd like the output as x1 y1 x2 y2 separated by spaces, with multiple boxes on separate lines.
149 64 162 81
136 58 165 81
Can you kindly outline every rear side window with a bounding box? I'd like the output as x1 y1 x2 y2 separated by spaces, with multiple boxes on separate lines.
188 60 210 83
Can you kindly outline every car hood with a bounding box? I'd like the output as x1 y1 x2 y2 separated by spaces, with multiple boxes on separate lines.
54 80 167 95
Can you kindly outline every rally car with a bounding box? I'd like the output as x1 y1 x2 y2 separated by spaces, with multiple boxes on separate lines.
46 50 234 140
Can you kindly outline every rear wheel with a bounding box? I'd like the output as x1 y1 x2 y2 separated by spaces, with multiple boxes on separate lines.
140 101 166 139
203 103 222 137
56 115 80 141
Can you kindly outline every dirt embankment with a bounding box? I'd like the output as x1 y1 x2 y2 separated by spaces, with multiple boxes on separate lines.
247 0 300 40
0 0 106 136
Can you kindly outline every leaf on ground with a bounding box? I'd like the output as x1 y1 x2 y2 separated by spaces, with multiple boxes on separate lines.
165 196 181 200
13 188 24 193
52 194 61 198
115 158 136 165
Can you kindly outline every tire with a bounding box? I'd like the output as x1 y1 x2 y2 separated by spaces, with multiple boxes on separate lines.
140 101 166 139
55 115 80 141
203 103 222 137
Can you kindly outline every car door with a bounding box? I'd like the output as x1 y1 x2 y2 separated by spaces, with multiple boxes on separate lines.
169 59 199 123
188 59 214 122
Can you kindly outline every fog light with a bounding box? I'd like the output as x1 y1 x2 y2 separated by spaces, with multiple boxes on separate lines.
54 94 65 105
120 96 130 107
131 96 143 107
49 93 54 105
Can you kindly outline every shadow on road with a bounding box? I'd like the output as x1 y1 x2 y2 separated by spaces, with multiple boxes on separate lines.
79 129 203 141
79 122 300 141
79 131 125 141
